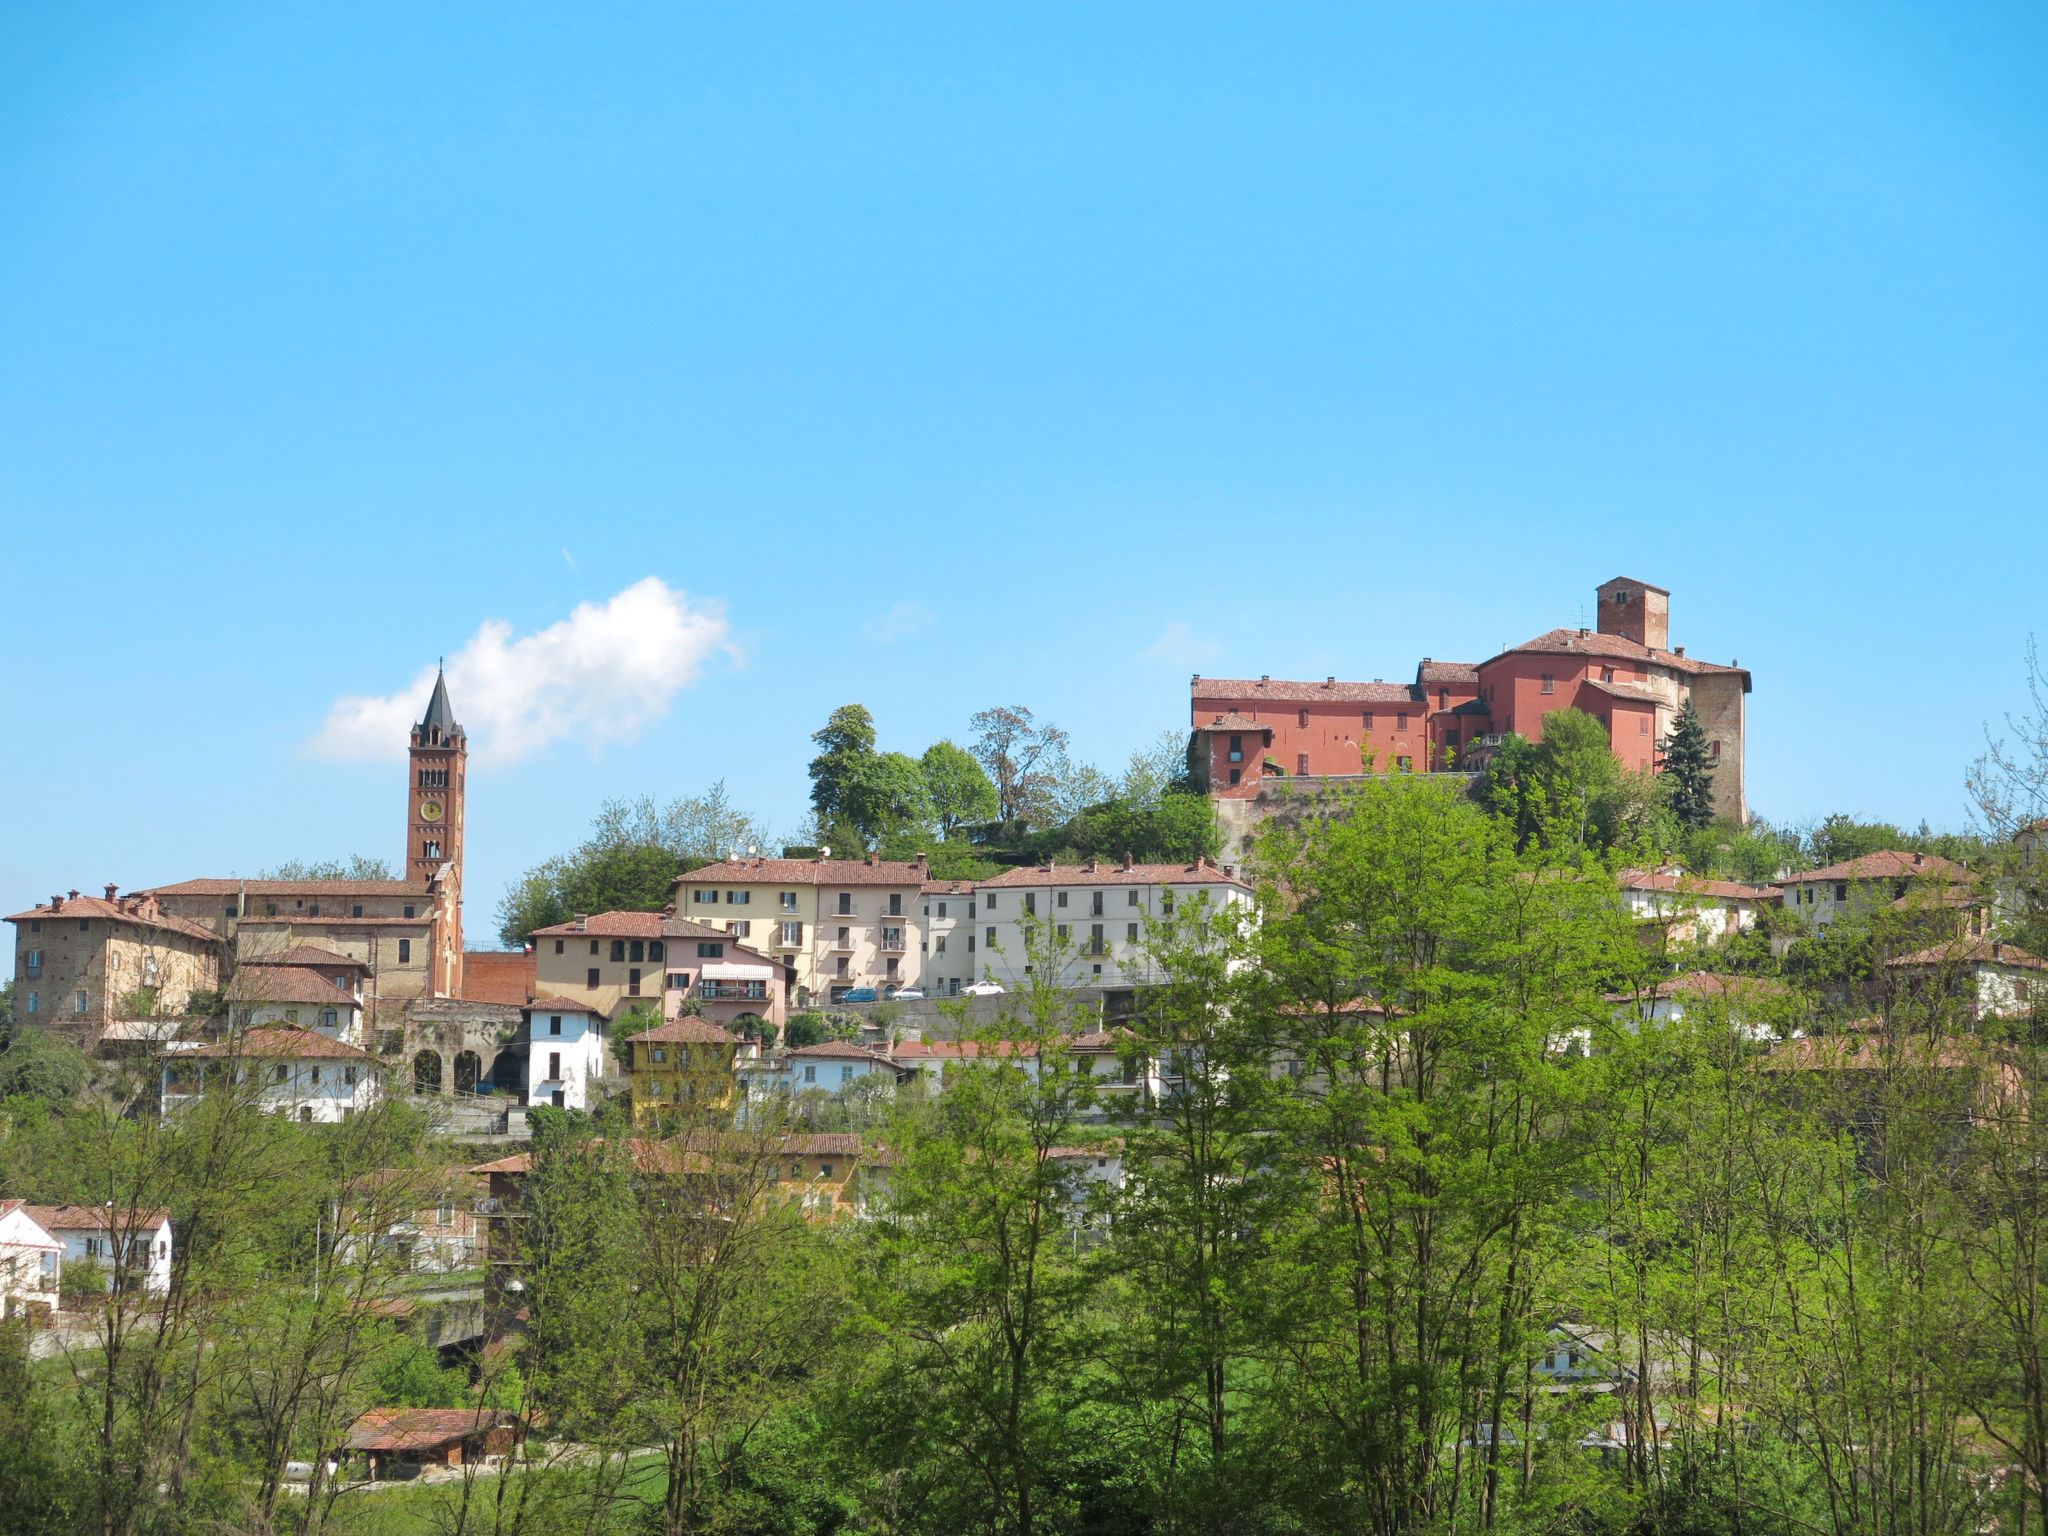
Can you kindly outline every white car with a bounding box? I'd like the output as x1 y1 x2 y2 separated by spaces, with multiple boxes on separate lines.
891 987 926 1000
961 981 1006 997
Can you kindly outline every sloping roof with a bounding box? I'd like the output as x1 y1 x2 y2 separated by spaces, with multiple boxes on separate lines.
1616 869 1782 901
671 858 932 889
1487 628 1746 679
921 880 975 895
1192 677 1417 705
417 670 461 739
785 1040 892 1062
626 1018 740 1045
138 879 429 897
1757 1034 1996 1073
529 911 674 937
1417 661 1480 685
22 1204 170 1234
1888 941 2048 973
1778 851 1973 886
894 1038 1041 1060
249 946 369 971
1608 971 1795 1003
1580 677 1667 707
188 1027 376 1061
345 1408 511 1453
525 995 595 1014
1194 713 1273 733
4 896 219 944
226 968 358 1007
981 859 1251 890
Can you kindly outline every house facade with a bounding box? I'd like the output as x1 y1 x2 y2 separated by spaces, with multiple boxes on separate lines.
226 947 370 1044
669 855 931 1003
6 888 221 1042
524 997 610 1110
18 1205 173 1295
0 1201 62 1320
1776 850 1975 939
1886 940 2048 1023
527 910 792 1029
974 857 1255 987
620 1017 751 1126
166 1026 381 1123
1616 869 1782 947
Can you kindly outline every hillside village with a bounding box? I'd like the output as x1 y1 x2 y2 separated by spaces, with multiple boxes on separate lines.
5 573 2048 1530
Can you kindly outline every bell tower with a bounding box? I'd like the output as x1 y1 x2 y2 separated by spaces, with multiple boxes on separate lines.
407 669 466 996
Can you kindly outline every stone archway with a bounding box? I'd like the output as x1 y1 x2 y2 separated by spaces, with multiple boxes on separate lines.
413 1050 442 1095
453 1050 482 1094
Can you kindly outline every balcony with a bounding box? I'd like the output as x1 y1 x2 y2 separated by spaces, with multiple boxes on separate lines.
699 981 768 1002
880 928 906 952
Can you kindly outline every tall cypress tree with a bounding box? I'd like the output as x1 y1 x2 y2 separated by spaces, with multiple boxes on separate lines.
1659 696 1717 828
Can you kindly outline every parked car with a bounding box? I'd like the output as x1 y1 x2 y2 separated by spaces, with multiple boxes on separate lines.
961 981 1006 997
891 987 926 1000
838 987 879 1004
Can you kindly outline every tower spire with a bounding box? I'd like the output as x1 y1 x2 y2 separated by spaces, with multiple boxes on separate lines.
417 668 460 740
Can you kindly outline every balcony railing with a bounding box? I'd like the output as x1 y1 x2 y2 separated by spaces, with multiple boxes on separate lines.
880 929 906 952
700 981 768 1001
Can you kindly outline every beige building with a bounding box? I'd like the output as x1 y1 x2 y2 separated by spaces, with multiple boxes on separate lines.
670 856 932 1004
528 911 793 1030
6 887 221 1042
919 880 977 996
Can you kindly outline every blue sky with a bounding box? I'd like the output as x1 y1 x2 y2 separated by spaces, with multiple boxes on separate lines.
3 3 2044 954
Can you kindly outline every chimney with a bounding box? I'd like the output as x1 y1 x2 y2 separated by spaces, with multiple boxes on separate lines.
1325 676 1335 685
1122 852 1134 871
1260 674 1269 683
573 914 588 928
1914 853 1925 867
1222 864 1235 879
50 894 62 912
865 854 875 866
1085 858 1099 873
104 884 118 901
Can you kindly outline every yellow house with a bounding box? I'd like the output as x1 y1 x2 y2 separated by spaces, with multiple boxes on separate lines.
621 1018 751 1128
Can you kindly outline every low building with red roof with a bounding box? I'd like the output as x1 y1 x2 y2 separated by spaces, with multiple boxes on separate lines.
1885 939 2048 1022
5 1202 174 1296
1615 867 1782 947
342 1407 520 1481
1778 850 1977 938
527 911 793 1028
163 1026 381 1124
976 857 1254 988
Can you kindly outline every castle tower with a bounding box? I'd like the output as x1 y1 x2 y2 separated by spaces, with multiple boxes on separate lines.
407 670 466 996
1596 576 1670 652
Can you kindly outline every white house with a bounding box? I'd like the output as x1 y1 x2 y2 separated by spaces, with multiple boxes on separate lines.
1605 972 1795 1041
919 880 977 996
0 1200 62 1319
1776 850 1974 938
1887 940 2048 1023
524 996 609 1110
1615 869 1781 946
892 1037 1045 1089
758 1039 896 1096
11 1203 173 1296
226 947 371 1045
973 857 1256 988
165 1026 381 1123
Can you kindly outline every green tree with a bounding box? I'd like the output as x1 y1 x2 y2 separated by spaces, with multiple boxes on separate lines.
841 750 931 845
809 704 879 825
0 1026 88 1106
970 705 1071 829
922 739 1000 836
1659 696 1718 829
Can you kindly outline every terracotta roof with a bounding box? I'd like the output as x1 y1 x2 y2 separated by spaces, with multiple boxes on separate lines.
626 1018 739 1044
240 915 431 928
784 1040 893 1061
248 946 369 971
188 1027 376 1061
20 1204 170 1234
1616 869 1781 901
140 879 430 897
345 1408 516 1453
1195 713 1273 733
1488 629 1746 679
921 880 975 895
1448 698 1495 716
1778 851 1973 886
981 859 1251 890
1888 941 2048 973
1581 677 1667 707
670 858 932 890
461 950 537 1005
1193 677 1416 705
894 1038 1040 1060
226 968 359 1007
1417 661 1480 685
526 995 595 1014
783 1133 862 1155
4 896 219 944
528 910 672 937
1757 1035 1997 1073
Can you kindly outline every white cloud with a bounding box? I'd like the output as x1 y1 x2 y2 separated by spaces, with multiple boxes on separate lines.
861 600 936 644
1142 620 1222 668
310 577 731 767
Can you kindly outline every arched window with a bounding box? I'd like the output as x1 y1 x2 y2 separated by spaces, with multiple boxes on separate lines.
412 1050 442 1094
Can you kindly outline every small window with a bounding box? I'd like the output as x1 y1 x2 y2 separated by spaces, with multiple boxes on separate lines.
1396 756 1413 772
1835 883 1849 902
1229 768 1241 784
1396 711 1408 730
611 940 627 962
1711 740 1722 758
804 1065 817 1084
648 940 664 961
1640 716 1650 736
1057 924 1069 940
549 1015 563 1035
1540 675 1554 695
1090 892 1104 915
629 940 645 963
352 904 363 918
590 939 600 954
555 939 565 954
321 1008 338 1028
889 893 903 916
1601 667 1614 683
780 891 798 911
398 939 412 964
24 993 36 1014
628 969 642 995
727 891 750 905
985 927 995 946
403 905 416 919
652 1047 666 1063
75 990 89 1013
698 943 724 958
1297 753 1309 774
1439 688 1449 708
1025 894 1037 915
983 894 995 911
1057 892 1069 908
937 901 947 919
837 893 853 915
1363 711 1374 729
587 967 600 987
667 972 685 989
1297 708 1309 728
1228 734 1243 763
1128 922 1139 940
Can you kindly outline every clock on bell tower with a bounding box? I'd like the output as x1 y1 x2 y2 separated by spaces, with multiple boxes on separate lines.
407 668 467 994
